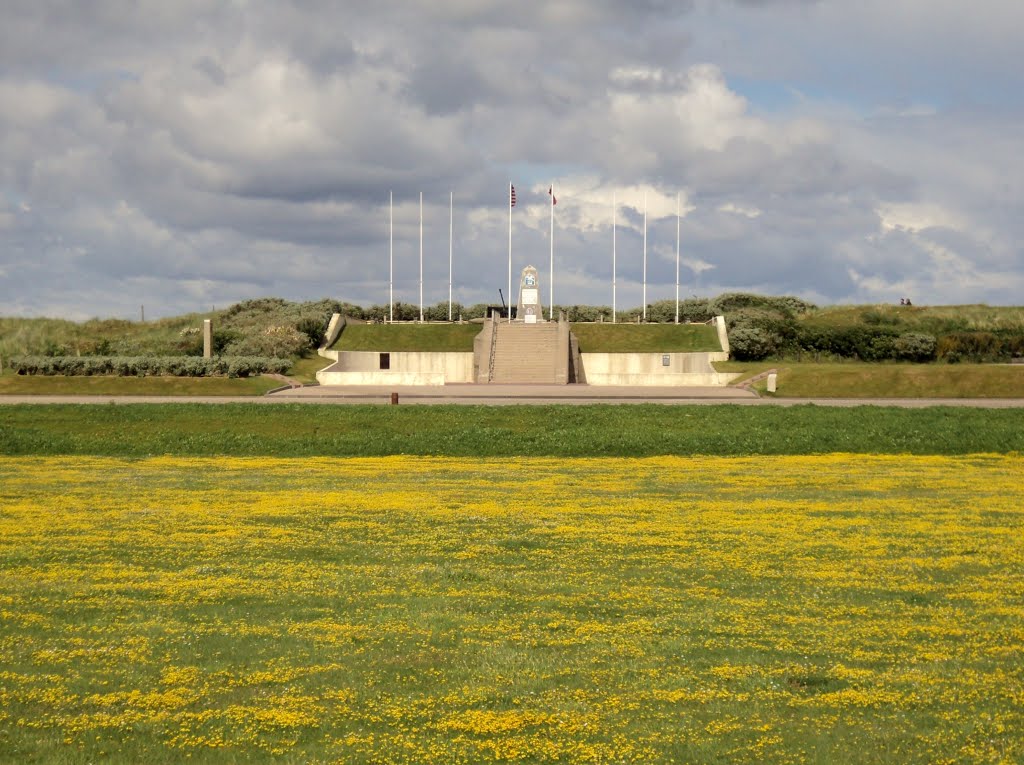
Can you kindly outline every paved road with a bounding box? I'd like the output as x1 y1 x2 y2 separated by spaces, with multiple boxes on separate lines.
2 384 1024 407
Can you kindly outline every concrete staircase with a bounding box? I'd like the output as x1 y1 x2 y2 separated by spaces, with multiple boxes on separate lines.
490 322 563 383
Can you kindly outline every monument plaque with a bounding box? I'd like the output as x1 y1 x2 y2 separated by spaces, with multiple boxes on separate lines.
516 265 544 323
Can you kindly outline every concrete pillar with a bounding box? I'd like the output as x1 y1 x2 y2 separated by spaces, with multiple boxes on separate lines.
203 319 212 359
767 372 777 393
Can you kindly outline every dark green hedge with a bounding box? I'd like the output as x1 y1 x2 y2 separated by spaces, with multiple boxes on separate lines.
11 356 291 378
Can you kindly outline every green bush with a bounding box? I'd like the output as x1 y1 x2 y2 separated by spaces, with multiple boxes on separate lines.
710 292 816 316
729 327 777 361
936 331 1024 363
894 333 938 362
225 326 311 358
643 299 714 323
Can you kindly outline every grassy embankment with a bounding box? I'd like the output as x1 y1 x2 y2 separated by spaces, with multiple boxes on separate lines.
329 322 721 353
2 404 1023 456
2 454 1021 763
331 322 481 352
286 354 331 385
570 322 721 352
717 360 1024 398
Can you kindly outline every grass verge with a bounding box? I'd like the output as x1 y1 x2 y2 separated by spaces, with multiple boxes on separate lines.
571 322 721 352
714 361 1024 397
1 404 1022 456
287 354 331 384
0 375 281 396
1 454 1020 763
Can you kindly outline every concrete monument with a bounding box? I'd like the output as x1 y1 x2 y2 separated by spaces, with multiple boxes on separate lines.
516 265 544 323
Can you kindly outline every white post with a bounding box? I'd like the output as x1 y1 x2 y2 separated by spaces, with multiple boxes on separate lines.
642 191 647 322
549 181 554 321
389 191 393 323
419 191 424 323
448 190 453 322
508 182 513 323
675 192 680 324
612 190 617 324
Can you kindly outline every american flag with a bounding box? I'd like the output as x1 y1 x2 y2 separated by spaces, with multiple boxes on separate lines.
549 186 557 205
510 184 516 208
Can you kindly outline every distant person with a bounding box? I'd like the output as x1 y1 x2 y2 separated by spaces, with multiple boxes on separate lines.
905 298 912 306
900 298 906 305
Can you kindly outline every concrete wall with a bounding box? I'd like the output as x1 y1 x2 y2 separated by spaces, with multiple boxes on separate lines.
321 313 346 351
555 313 570 384
473 315 496 382
316 351 475 386
713 315 730 355
579 351 741 386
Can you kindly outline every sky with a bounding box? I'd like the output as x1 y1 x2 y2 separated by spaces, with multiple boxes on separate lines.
2 0 1022 320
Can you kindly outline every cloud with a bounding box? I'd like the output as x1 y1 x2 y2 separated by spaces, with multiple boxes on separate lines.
0 1 1021 318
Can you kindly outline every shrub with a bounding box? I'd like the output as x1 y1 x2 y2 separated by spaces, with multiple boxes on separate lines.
894 333 938 362
710 292 816 317
729 327 777 361
10 356 291 377
935 331 1024 363
224 326 311 358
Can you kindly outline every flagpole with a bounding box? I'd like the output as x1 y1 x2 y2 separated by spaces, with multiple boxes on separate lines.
642 191 647 322
675 192 681 324
508 182 512 323
419 191 424 323
549 180 554 321
448 190 453 322
389 190 393 323
612 190 617 324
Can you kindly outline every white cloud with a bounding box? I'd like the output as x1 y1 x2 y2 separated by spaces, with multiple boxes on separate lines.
718 202 762 218
0 1 1021 317
877 202 967 234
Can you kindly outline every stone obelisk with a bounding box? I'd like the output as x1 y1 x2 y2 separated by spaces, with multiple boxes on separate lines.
516 265 544 323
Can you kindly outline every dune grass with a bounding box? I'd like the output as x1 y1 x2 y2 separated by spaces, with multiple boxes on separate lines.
0 314 210 358
806 303 1024 333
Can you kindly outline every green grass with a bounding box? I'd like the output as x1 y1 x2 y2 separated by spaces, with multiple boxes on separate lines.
2 404 1022 456
715 361 1024 397
0 375 281 396
570 323 722 352
332 323 481 352
287 354 331 384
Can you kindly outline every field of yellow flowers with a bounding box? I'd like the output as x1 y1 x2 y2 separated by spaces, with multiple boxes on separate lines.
1 454 1022 763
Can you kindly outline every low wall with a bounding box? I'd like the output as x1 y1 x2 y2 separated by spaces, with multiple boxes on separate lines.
713 315 730 355
316 351 474 386
320 313 346 352
579 351 741 386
